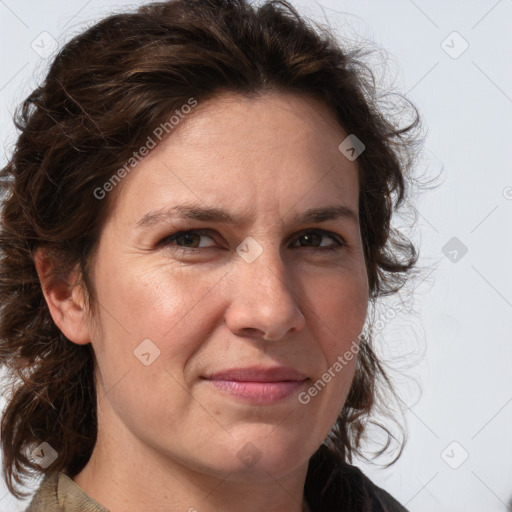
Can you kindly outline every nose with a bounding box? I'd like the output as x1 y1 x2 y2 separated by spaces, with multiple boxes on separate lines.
224 249 306 342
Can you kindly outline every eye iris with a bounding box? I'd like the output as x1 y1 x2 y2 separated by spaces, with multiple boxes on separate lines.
178 233 200 247
301 232 321 246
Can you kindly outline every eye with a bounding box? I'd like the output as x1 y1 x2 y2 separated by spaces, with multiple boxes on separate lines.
159 230 217 252
158 229 346 254
291 229 346 252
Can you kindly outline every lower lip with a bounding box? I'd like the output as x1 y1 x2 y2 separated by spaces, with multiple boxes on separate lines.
205 379 307 404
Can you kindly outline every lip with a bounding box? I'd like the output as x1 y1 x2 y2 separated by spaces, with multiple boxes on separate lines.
202 366 309 404
204 366 308 382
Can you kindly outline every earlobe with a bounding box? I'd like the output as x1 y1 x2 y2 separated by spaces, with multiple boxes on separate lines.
33 248 92 346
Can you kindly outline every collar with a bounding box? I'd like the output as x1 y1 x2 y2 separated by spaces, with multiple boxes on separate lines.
57 473 110 512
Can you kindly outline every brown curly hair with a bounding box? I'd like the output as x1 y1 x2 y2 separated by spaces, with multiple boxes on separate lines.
0 0 423 508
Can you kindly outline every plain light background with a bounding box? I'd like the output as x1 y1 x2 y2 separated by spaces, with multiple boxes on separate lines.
0 1 511 511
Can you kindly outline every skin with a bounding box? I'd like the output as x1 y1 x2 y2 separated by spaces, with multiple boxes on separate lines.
36 92 369 512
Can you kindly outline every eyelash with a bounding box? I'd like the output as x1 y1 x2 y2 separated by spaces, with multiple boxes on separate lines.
158 229 346 254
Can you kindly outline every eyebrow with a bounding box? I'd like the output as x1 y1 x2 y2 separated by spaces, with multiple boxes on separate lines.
135 202 359 231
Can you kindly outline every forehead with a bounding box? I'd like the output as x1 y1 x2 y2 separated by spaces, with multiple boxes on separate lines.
167 91 351 168
108 91 360 223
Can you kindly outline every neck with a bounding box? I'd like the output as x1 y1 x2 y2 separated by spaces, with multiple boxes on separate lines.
73 417 311 512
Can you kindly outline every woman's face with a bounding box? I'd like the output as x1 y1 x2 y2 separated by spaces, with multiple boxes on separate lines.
83 92 369 481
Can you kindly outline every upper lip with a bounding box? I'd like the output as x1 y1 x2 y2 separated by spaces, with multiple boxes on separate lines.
204 366 308 382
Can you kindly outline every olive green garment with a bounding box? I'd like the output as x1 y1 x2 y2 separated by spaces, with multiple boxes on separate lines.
24 473 108 512
23 467 409 512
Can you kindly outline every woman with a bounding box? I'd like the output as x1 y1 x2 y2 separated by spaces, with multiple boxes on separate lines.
0 0 422 510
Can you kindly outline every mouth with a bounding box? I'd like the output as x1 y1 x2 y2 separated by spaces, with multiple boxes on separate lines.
201 366 309 404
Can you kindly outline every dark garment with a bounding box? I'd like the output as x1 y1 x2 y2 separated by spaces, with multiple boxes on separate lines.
24 467 408 512
343 465 409 512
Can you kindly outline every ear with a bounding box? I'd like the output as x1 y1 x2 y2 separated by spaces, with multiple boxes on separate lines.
33 248 92 345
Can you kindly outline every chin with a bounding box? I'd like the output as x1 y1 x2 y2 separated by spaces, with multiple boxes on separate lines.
223 437 312 481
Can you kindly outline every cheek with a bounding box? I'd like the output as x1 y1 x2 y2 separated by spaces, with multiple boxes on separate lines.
94 257 220 341
89 268 212 436
89 261 220 401
308 266 368 346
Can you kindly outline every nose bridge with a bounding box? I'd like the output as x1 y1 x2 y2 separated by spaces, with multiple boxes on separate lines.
227 236 306 340
238 230 291 294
